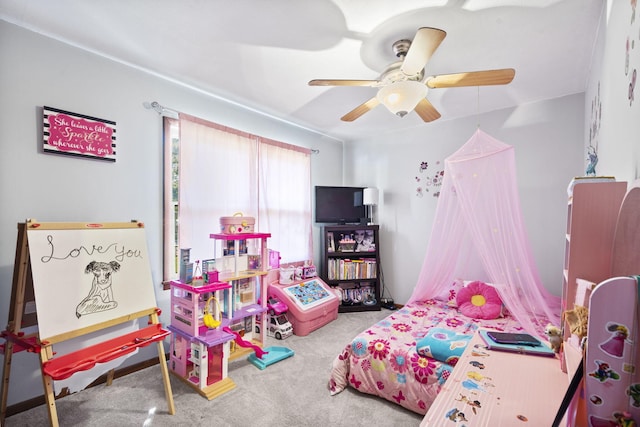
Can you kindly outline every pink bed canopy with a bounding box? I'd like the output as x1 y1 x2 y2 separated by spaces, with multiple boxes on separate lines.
408 129 561 337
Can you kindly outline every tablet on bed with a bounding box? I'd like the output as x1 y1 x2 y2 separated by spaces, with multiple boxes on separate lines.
479 330 555 357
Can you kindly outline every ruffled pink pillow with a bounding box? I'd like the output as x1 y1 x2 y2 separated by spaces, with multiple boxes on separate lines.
456 281 502 320
435 279 464 307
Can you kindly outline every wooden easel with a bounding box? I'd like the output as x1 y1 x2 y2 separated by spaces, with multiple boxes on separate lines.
1 221 175 426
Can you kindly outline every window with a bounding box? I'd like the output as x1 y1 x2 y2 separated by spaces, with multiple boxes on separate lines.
163 118 179 281
162 114 312 282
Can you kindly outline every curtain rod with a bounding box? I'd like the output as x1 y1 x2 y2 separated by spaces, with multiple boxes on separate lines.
143 101 179 119
144 100 320 154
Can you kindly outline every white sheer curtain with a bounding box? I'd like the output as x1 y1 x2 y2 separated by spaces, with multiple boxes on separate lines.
177 113 311 265
258 139 312 263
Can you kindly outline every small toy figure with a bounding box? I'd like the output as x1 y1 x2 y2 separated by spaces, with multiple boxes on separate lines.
545 323 563 353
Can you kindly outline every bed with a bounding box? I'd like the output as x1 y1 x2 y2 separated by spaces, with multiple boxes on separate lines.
328 294 543 415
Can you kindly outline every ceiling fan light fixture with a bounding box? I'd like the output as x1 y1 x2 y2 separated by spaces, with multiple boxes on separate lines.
376 81 428 118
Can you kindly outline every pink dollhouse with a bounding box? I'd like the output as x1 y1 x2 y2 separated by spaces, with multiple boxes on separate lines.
167 232 272 400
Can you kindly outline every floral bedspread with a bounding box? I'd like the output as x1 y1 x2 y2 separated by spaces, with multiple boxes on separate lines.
328 299 525 415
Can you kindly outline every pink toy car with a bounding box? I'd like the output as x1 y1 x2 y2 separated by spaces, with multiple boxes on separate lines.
266 296 288 316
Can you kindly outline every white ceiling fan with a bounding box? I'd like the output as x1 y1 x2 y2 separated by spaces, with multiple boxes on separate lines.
309 27 515 122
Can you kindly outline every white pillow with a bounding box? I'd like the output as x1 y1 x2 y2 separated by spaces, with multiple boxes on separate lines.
434 278 465 307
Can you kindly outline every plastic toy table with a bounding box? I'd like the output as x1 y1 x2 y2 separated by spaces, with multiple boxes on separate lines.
422 330 569 426
267 277 339 336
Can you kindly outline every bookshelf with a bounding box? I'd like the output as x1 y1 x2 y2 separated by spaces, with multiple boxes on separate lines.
321 225 381 312
560 179 626 377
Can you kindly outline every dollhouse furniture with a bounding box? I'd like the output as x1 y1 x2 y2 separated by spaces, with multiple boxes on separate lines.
268 277 339 336
166 232 271 400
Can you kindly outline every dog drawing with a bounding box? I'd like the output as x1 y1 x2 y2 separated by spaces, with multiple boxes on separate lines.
75 260 121 318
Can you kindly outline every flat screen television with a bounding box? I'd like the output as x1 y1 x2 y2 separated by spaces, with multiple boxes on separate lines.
315 186 365 224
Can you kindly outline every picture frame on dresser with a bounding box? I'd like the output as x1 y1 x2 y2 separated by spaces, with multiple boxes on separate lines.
326 231 335 252
354 228 375 252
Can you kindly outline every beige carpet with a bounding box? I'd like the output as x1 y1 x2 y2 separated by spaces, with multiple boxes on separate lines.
4 309 424 426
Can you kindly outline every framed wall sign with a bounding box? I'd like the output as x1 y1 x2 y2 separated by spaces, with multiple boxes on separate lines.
43 106 117 162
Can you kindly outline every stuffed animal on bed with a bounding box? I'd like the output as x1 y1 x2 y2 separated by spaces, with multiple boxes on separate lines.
544 324 563 353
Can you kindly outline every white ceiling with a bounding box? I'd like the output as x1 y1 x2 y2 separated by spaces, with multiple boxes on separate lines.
1 0 603 142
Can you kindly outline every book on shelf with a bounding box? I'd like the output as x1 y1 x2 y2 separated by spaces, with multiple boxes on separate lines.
327 258 377 280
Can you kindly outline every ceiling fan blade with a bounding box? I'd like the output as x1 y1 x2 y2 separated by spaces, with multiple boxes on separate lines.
309 79 379 87
341 97 380 122
401 27 447 77
427 68 516 88
414 98 441 122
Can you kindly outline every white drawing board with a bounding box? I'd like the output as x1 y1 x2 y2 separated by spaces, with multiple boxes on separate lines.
27 226 158 341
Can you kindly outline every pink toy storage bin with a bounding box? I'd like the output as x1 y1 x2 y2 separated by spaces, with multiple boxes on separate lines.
219 212 255 234
268 278 339 336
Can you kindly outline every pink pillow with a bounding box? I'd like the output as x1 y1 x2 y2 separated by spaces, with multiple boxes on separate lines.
435 279 464 307
456 281 502 320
